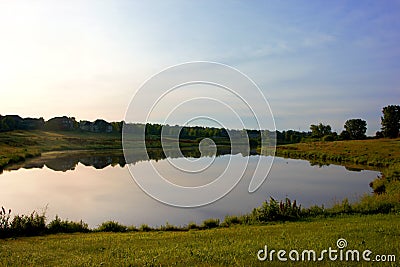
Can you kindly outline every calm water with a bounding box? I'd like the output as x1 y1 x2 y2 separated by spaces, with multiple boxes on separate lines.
0 150 379 227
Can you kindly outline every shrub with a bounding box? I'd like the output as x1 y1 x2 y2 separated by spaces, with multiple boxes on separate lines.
303 205 326 217
253 197 301 222
322 135 335 142
201 218 220 229
239 214 256 225
97 221 127 232
369 176 386 194
186 222 200 230
127 225 138 232
329 198 353 214
221 215 242 227
139 224 152 232
48 215 89 233
160 222 181 231
10 211 46 237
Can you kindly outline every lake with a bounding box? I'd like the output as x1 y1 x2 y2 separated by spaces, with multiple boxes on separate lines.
0 150 379 227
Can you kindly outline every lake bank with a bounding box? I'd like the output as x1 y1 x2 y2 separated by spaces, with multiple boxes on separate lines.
274 138 400 170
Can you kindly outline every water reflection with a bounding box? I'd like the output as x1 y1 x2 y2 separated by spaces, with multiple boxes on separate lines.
0 155 380 228
3 147 259 173
0 150 380 228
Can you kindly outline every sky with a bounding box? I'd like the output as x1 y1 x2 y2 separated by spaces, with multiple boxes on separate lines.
1 1 399 135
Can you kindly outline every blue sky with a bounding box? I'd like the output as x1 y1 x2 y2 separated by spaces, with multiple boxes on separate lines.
1 1 399 135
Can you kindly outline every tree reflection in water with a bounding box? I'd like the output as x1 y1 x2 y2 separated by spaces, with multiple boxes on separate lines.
3 146 259 173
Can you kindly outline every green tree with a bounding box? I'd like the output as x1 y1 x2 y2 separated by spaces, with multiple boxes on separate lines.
344 119 367 139
310 123 332 138
339 130 350 140
381 105 400 138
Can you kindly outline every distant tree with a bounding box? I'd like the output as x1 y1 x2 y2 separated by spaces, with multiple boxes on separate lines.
339 130 350 140
344 119 367 139
111 121 123 133
0 117 9 132
381 105 400 138
375 131 384 139
310 123 332 138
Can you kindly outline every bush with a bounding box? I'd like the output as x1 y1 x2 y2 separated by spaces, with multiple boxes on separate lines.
329 198 353 214
239 214 256 225
160 222 182 231
221 215 242 227
201 218 220 229
97 221 127 232
322 135 335 142
10 211 47 237
253 197 301 222
369 176 386 194
303 205 326 217
139 224 152 232
356 180 400 214
127 225 138 232
186 222 200 230
48 215 89 233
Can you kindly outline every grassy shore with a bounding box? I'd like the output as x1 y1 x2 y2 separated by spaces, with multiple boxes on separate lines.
274 138 400 214
0 214 398 266
276 138 400 169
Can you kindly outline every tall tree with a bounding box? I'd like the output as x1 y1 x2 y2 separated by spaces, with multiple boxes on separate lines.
381 105 400 138
310 123 332 138
344 119 367 139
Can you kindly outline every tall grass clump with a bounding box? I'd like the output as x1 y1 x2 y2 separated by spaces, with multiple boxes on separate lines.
0 207 12 238
252 197 301 222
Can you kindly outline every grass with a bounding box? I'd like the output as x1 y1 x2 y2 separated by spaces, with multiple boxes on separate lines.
275 138 400 170
0 214 398 266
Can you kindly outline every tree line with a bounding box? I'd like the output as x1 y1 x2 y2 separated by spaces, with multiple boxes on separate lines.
1 105 399 143
0 115 123 133
305 104 400 142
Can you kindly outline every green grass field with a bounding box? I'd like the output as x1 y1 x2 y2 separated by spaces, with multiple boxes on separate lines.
0 214 398 266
